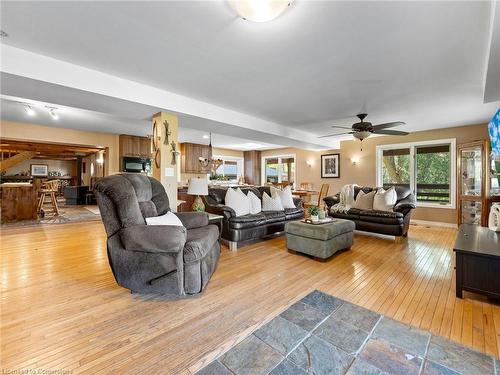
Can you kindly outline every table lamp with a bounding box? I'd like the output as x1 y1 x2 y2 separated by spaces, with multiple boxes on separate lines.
187 177 208 212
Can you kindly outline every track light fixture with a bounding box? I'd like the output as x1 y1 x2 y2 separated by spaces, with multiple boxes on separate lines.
46 107 59 120
24 105 35 116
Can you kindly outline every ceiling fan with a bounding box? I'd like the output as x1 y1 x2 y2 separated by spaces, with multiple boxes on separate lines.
318 114 408 150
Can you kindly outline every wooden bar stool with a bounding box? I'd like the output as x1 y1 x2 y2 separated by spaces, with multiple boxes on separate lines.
37 180 60 216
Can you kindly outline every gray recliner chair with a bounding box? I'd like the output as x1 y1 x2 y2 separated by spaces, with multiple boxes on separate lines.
94 173 220 297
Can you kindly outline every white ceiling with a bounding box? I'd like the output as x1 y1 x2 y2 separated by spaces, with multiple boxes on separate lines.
1 1 499 147
0 97 282 150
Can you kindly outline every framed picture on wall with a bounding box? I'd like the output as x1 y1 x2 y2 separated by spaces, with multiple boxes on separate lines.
321 154 340 178
30 164 49 177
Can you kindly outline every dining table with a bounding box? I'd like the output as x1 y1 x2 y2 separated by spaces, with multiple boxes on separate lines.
291 190 318 202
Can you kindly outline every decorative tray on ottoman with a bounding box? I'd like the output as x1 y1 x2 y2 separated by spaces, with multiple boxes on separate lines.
301 218 336 225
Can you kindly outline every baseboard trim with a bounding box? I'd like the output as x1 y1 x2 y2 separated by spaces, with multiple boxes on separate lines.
410 219 457 229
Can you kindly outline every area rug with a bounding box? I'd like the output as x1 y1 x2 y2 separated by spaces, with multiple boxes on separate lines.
196 290 498 375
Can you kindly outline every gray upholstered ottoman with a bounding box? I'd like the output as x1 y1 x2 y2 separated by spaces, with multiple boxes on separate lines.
285 219 355 261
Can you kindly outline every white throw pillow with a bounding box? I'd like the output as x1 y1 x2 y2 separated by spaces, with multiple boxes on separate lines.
270 186 282 198
225 187 250 217
262 192 284 211
145 211 183 226
352 190 376 210
278 186 296 209
373 187 397 212
247 191 262 214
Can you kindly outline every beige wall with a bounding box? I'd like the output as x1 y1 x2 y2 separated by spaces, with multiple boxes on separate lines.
0 120 120 175
5 158 77 177
263 123 489 224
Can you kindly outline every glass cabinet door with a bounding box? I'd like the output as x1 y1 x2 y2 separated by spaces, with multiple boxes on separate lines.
460 201 482 225
459 147 482 196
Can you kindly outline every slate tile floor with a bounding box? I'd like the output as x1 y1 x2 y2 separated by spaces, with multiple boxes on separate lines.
196 290 498 375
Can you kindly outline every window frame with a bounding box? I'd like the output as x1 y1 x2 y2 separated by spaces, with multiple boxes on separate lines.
261 154 297 186
376 138 456 209
212 155 244 182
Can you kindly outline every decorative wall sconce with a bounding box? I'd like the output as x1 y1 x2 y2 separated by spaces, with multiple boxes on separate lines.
351 157 360 166
150 120 162 168
306 160 313 168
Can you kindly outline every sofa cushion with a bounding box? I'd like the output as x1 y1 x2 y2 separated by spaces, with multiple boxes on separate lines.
352 190 376 210
225 187 250 217
229 213 267 229
247 191 262 214
373 187 397 212
262 210 286 224
330 208 362 220
358 210 404 225
262 192 284 211
184 225 219 263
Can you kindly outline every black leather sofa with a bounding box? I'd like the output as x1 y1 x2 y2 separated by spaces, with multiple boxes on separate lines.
203 186 304 250
323 186 416 238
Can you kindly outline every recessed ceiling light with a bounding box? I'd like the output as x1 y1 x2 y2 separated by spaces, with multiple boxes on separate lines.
229 0 293 22
24 105 35 116
203 134 209 139
0 30 8 38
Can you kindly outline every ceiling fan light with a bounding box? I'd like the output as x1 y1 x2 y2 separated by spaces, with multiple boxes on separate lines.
229 0 292 22
353 131 371 141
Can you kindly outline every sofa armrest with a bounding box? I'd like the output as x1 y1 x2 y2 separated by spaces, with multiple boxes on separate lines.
293 197 303 209
174 212 209 229
323 194 340 208
119 225 187 254
393 194 416 214
205 203 236 220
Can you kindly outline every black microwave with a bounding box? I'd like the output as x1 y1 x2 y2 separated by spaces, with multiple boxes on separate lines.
122 157 151 173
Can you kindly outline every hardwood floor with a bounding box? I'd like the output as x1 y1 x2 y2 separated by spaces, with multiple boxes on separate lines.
1 222 499 374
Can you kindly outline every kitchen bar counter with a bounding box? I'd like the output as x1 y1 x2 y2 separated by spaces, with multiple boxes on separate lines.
1 183 39 223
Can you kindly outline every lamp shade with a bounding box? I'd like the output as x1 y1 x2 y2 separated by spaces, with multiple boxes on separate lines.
187 178 208 196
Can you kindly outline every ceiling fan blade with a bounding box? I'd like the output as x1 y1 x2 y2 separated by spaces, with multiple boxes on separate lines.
372 121 406 130
318 131 353 138
330 125 353 130
372 129 409 136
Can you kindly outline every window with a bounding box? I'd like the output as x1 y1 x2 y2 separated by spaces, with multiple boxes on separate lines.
262 155 296 185
213 156 243 182
376 139 456 208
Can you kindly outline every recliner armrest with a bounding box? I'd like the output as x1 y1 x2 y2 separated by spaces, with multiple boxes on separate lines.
393 194 416 213
120 225 187 254
175 212 209 229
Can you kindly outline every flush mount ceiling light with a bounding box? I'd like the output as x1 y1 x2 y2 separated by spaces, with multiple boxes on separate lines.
24 105 35 116
229 0 293 22
203 134 209 139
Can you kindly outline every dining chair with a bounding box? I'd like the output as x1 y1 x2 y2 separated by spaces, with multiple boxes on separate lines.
303 183 330 212
298 182 313 191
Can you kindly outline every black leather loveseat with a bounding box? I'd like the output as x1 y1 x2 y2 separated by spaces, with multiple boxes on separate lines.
203 186 304 250
323 186 416 238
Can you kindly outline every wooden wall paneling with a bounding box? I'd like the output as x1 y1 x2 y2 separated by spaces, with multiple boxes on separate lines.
244 150 261 185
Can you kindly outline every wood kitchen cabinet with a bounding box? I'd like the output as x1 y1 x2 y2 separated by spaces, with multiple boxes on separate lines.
119 135 151 158
180 143 211 173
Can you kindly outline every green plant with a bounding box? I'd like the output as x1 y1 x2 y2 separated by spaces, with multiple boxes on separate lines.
308 206 320 216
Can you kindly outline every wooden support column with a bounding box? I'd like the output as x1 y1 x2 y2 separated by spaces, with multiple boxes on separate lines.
152 112 179 211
